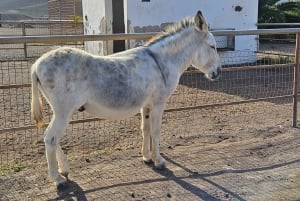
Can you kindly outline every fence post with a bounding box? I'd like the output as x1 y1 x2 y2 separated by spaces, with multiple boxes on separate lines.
22 22 28 58
293 33 300 127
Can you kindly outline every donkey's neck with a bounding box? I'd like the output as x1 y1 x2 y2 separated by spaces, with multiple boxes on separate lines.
147 27 200 75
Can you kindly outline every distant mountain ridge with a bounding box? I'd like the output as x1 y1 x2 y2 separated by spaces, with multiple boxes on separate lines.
0 13 32 21
0 0 48 19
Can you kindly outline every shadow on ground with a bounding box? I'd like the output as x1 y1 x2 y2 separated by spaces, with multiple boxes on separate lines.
52 180 88 201
52 152 300 201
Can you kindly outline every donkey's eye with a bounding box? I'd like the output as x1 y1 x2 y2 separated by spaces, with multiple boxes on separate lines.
210 45 216 49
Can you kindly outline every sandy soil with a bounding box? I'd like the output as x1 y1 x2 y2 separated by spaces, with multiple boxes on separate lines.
1 103 300 201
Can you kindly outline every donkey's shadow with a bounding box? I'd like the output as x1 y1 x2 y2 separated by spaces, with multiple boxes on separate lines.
146 153 246 201
144 155 224 201
51 180 87 201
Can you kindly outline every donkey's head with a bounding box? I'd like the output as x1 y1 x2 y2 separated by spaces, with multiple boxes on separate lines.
191 11 221 80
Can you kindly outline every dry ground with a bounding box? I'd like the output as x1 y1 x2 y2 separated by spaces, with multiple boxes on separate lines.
1 101 300 201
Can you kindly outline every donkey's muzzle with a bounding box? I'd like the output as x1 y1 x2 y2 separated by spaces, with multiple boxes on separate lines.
211 67 221 80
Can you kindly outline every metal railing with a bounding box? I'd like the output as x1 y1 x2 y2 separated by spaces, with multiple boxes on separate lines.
0 28 300 44
257 23 300 27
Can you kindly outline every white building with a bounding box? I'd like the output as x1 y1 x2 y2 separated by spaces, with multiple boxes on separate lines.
82 0 259 64
82 0 113 56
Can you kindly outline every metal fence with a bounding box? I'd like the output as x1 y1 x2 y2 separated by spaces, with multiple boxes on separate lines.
0 20 83 59
0 29 299 170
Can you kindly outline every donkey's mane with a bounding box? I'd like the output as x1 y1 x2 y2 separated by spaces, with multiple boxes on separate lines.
146 18 195 46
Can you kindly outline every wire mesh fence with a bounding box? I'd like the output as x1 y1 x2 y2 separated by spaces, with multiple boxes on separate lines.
0 20 83 59
0 30 299 174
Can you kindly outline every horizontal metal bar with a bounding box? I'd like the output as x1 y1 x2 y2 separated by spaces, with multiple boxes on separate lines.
256 51 294 57
212 28 300 36
0 47 25 50
257 23 300 26
0 20 82 24
0 125 37 134
221 63 294 72
0 29 300 44
69 118 103 124
180 63 294 75
0 118 103 134
0 33 156 44
1 21 299 27
164 95 293 113
0 84 31 89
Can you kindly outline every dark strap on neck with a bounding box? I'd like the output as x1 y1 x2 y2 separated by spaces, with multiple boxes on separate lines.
145 48 167 86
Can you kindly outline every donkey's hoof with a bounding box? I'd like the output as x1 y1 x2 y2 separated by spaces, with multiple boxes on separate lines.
55 175 68 190
155 160 166 170
143 158 153 164
56 181 68 190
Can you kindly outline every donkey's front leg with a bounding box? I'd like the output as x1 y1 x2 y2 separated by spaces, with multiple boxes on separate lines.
44 115 69 189
141 107 152 163
150 104 166 169
56 145 70 178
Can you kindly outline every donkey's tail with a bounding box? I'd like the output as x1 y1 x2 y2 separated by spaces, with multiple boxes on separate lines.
31 68 44 128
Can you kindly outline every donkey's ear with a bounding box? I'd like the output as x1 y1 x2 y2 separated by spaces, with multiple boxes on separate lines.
194 10 208 32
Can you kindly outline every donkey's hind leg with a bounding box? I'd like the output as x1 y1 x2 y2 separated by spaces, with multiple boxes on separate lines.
44 112 71 189
141 107 152 163
150 104 166 169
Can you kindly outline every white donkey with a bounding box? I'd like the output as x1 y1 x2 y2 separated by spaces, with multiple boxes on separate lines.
31 11 221 189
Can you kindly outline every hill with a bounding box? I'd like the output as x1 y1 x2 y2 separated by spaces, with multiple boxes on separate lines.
0 0 48 19
0 13 32 21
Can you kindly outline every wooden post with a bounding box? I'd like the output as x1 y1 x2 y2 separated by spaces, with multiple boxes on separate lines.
293 33 300 127
22 22 28 58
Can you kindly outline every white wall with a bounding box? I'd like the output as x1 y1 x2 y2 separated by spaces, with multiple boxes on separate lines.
125 0 257 29
124 0 259 64
82 0 113 55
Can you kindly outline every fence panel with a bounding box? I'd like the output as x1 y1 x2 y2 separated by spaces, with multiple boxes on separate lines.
0 30 299 170
0 20 83 59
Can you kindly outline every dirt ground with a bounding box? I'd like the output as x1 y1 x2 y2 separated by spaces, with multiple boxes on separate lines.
1 100 300 201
